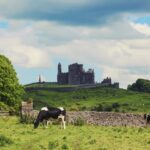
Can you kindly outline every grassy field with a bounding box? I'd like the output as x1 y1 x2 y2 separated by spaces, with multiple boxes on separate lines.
0 116 150 150
24 83 150 113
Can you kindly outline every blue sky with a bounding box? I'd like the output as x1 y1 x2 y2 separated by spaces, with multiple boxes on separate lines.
0 0 150 88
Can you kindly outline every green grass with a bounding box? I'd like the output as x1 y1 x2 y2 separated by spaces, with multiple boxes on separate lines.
24 84 150 113
1 116 150 150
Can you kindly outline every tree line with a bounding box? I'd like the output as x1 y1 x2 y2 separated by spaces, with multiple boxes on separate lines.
128 79 150 93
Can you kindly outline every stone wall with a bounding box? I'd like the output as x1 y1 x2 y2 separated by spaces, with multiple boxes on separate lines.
31 110 146 127
21 101 33 115
67 111 146 127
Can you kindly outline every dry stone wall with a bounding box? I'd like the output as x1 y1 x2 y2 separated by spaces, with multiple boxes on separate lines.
30 110 147 127
67 111 146 127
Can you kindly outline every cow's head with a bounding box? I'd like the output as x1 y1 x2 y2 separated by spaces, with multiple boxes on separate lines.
144 114 147 120
34 119 39 129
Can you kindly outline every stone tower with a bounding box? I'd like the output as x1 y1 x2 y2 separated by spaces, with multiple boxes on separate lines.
68 63 83 85
58 62 61 74
57 63 68 84
39 74 42 83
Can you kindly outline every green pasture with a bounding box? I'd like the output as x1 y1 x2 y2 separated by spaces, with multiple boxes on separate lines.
0 117 150 150
24 85 150 113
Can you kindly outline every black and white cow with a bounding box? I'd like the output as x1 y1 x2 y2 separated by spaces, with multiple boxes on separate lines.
34 106 66 129
144 114 150 124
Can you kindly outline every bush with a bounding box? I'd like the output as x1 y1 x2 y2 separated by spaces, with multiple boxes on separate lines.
127 78 150 93
27 98 33 103
112 103 120 109
74 117 86 126
79 106 87 111
0 102 9 111
61 144 69 150
122 103 129 106
0 134 13 147
91 104 103 111
48 141 58 150
114 108 119 112
103 105 113 112
92 104 113 112
19 114 35 124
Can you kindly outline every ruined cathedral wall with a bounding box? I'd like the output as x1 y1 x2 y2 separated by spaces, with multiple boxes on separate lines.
68 64 83 85
57 63 95 85
82 72 94 84
57 73 68 84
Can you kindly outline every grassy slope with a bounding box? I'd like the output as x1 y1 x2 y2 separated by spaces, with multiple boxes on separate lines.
1 117 150 150
24 83 150 113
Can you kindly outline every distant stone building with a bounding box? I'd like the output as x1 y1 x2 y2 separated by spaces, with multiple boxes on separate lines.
57 63 95 85
101 77 112 85
101 77 119 88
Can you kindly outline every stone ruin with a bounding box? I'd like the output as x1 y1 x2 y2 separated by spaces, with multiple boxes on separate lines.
101 77 119 88
57 62 119 88
21 101 33 115
57 62 94 85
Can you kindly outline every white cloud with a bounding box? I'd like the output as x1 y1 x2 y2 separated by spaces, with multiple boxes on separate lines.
130 22 150 36
0 34 51 68
48 38 150 88
0 18 149 88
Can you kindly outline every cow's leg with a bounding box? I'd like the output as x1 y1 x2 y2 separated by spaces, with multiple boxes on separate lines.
61 116 66 129
63 119 66 129
42 120 47 128
45 120 48 128
46 119 52 128
58 115 66 129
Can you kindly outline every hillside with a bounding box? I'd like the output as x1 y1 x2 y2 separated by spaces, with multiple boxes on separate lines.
24 83 150 113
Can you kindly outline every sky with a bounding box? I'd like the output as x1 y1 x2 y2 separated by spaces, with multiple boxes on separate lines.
0 0 150 89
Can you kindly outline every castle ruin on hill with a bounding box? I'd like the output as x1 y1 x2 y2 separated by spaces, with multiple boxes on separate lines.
57 63 94 85
57 62 119 88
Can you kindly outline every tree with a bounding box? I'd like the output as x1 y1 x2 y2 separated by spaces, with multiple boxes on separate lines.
0 54 24 107
127 79 150 93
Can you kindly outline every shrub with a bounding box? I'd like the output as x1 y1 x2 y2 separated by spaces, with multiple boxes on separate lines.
114 108 119 112
61 144 69 150
0 134 13 147
79 106 87 111
112 103 120 109
122 103 129 106
0 102 9 111
103 105 112 112
74 117 86 126
92 104 113 112
89 139 96 144
19 114 35 124
91 104 103 111
27 98 33 103
48 141 58 150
